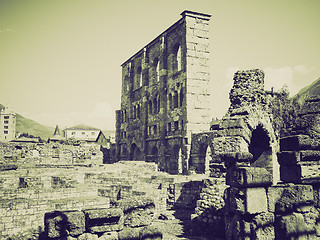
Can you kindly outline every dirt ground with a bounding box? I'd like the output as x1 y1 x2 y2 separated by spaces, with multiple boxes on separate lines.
152 210 225 240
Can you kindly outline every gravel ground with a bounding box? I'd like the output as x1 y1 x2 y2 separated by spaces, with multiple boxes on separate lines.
152 210 225 240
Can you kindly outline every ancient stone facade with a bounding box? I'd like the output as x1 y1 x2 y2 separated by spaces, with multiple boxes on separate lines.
115 10 212 174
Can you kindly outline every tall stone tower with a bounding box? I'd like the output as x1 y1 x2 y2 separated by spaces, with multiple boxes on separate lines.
115 10 211 174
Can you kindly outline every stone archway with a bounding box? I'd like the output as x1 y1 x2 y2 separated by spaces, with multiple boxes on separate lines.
199 143 212 174
172 145 183 174
151 146 159 163
249 124 273 173
121 145 129 161
130 143 141 161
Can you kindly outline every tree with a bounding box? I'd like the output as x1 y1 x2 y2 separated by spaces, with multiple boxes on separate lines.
269 85 301 137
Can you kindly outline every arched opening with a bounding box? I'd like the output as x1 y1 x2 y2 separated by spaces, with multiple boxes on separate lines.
157 97 160 113
130 143 141 161
148 100 153 114
137 104 141 119
153 97 158 114
151 146 159 163
173 44 182 72
154 58 160 82
169 93 173 109
137 66 142 88
173 145 183 174
199 143 211 174
173 91 178 108
249 125 273 173
121 146 128 160
179 88 184 107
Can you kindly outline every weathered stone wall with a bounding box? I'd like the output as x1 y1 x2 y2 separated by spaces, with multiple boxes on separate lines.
210 71 320 240
115 10 212 174
0 141 105 166
192 178 227 238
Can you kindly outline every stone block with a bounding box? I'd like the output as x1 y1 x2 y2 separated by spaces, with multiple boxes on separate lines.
251 212 275 240
313 185 320 208
44 211 68 239
116 196 155 227
225 187 267 214
219 117 247 130
63 210 86 237
118 226 140 240
226 166 272 187
83 208 124 233
280 135 320 151
220 151 252 168
301 165 320 182
216 128 251 144
267 184 291 212
213 136 249 154
98 231 118 240
300 150 320 161
225 213 250 240
275 185 314 214
139 225 163 240
77 233 99 240
275 212 317 239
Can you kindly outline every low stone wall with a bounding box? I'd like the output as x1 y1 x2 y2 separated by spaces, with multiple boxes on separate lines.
39 196 161 240
0 141 105 166
0 196 109 237
192 178 227 237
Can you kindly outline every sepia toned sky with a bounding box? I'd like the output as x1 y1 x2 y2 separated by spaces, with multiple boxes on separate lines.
0 0 319 130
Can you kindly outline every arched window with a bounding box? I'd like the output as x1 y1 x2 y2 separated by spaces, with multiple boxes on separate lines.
137 66 142 88
169 93 173 109
153 98 158 114
173 44 182 72
173 91 178 108
179 88 184 107
149 100 153 114
177 46 181 71
157 96 160 113
137 104 141 119
156 60 160 82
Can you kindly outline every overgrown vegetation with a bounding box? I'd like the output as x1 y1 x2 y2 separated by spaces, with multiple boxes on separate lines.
269 85 301 137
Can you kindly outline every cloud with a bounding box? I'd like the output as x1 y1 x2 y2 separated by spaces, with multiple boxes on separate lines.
264 67 293 92
293 65 309 74
264 65 315 96
0 28 16 33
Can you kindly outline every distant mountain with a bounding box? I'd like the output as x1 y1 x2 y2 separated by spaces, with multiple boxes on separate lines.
16 114 55 140
293 77 320 105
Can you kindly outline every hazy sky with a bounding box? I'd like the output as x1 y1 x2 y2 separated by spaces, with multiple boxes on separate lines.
0 0 319 130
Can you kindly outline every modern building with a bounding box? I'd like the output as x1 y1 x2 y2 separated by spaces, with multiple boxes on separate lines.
0 107 16 142
115 10 212 174
64 124 108 146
